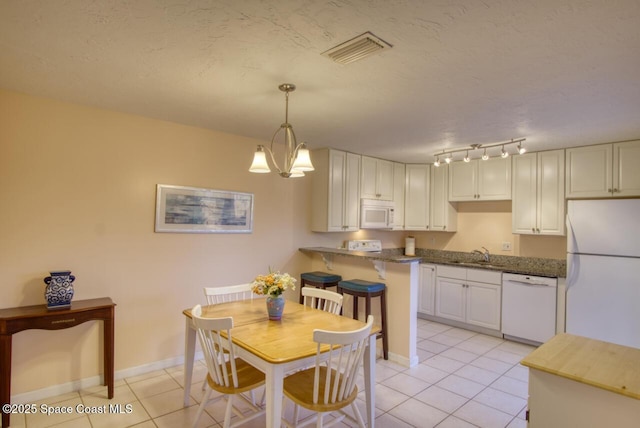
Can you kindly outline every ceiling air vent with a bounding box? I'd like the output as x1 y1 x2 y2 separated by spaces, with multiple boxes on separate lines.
322 31 392 64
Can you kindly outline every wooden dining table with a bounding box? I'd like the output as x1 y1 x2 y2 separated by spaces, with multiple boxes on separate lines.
182 298 377 428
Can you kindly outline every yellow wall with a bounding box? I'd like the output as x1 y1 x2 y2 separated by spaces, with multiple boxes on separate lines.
0 89 311 394
0 89 565 396
404 201 567 259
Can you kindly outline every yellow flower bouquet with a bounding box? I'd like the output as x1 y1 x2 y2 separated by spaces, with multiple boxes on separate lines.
251 269 297 297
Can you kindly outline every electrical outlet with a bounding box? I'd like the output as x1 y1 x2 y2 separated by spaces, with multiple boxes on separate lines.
502 241 512 251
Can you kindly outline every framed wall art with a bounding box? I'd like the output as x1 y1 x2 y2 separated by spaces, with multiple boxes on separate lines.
155 184 254 233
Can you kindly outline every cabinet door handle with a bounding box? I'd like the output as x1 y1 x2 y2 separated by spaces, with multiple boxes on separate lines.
532 228 535 233
536 228 540 233
608 188 612 193
614 188 619 193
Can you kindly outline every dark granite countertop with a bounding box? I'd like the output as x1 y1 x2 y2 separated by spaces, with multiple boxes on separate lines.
299 247 566 278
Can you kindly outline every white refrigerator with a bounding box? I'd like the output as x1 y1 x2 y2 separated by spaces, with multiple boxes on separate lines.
566 199 640 349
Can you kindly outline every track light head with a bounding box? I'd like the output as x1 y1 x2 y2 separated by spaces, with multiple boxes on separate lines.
501 145 509 158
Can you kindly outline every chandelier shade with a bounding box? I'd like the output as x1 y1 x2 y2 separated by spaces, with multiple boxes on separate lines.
249 146 271 173
249 83 314 178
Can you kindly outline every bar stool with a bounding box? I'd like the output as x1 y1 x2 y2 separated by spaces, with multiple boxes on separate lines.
299 271 342 304
337 279 388 360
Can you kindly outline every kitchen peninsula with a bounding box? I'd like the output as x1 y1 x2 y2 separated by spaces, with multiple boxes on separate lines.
299 246 566 367
300 246 422 367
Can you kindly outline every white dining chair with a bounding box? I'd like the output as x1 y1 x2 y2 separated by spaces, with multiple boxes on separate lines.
281 315 374 428
191 304 266 428
301 287 343 315
204 283 255 304
201 283 261 395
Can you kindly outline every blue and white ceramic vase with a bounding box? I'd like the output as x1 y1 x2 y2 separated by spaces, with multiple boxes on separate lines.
266 295 285 320
44 271 75 310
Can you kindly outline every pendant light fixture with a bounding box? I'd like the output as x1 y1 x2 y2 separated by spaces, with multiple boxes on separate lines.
249 83 314 178
432 138 526 166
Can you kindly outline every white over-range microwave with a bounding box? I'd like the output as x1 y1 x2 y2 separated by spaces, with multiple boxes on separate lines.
360 199 395 229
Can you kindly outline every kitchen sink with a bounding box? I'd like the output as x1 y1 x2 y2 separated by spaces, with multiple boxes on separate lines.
450 260 506 269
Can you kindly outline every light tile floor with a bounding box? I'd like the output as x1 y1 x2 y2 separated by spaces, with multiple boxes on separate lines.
8 319 534 427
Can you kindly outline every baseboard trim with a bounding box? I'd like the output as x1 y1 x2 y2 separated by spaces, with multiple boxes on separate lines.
387 351 419 368
11 351 204 404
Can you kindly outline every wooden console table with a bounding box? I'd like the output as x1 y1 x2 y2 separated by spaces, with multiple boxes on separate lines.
0 297 116 428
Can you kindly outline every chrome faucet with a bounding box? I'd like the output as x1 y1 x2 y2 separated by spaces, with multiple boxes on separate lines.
472 247 490 262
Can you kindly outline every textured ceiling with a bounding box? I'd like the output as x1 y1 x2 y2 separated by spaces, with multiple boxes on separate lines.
1 0 639 163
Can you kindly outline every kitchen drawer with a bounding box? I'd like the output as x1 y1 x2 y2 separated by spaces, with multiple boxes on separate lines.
437 265 466 280
467 268 502 285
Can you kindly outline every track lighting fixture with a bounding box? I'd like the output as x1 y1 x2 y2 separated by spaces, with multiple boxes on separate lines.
432 138 525 166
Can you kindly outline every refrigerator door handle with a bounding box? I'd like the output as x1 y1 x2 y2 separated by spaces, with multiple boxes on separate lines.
566 253 579 292
566 214 577 255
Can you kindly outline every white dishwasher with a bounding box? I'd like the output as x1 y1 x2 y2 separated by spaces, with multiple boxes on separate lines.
501 273 557 345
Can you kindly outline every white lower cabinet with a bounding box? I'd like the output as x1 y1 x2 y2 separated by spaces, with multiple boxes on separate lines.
435 265 502 331
418 264 436 315
435 276 467 322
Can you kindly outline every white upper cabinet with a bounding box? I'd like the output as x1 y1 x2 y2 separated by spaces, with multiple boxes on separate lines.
404 164 430 230
392 162 406 230
430 164 457 231
448 157 512 201
566 140 640 198
311 149 361 232
512 150 565 235
360 156 394 200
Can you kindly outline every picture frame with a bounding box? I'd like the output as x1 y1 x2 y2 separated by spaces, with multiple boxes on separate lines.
155 184 254 233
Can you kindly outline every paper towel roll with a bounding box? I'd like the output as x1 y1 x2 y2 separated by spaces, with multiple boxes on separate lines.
405 236 415 256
